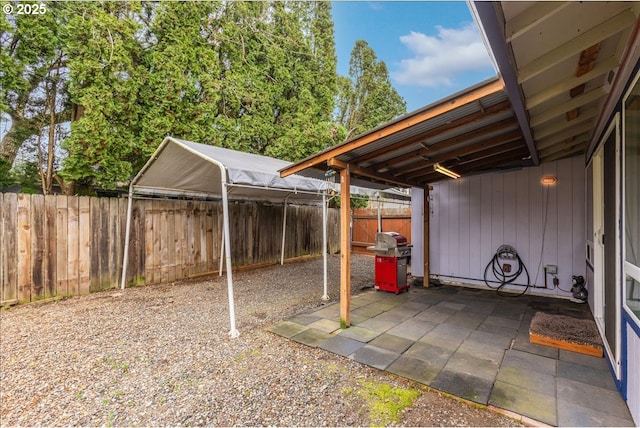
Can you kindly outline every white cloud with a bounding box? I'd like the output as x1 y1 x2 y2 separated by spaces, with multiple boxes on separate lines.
391 23 495 87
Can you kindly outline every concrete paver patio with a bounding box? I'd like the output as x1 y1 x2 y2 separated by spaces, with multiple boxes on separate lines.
268 284 635 426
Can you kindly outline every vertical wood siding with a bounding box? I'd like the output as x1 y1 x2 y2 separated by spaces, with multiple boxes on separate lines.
0 195 339 304
429 156 585 297
627 322 640 425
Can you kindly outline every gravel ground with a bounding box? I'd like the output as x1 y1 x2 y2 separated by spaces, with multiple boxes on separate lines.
1 254 522 427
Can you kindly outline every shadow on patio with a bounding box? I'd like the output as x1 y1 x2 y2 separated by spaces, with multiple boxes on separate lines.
268 284 634 426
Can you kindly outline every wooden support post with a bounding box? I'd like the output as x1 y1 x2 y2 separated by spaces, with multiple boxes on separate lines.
423 186 430 287
339 166 351 328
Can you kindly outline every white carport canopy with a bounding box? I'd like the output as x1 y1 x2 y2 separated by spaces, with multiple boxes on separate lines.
120 137 407 338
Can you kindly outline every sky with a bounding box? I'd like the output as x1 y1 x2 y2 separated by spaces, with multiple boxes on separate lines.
331 1 497 113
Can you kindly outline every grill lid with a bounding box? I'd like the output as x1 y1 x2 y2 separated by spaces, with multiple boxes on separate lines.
374 232 407 250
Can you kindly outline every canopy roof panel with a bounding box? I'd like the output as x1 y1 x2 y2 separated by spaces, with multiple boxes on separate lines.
131 137 406 204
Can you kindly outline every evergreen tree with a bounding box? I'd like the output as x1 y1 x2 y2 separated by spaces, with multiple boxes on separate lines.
0 2 70 193
60 1 145 190
336 40 406 141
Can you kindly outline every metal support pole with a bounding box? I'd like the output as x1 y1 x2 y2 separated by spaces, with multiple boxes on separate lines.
120 186 134 290
219 226 225 276
377 193 382 233
322 192 329 301
221 182 239 338
280 195 290 265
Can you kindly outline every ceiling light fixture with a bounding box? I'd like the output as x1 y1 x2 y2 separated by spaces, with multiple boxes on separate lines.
433 163 461 179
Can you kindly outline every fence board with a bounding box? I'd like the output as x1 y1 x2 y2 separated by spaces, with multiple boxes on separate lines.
56 196 69 297
99 198 110 290
67 196 79 296
144 199 154 284
3 194 339 303
17 194 30 301
1 194 18 303
160 205 169 283
30 194 45 300
90 197 101 292
78 196 91 295
45 195 57 298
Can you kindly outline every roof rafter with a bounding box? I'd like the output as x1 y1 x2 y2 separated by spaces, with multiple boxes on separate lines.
279 78 505 178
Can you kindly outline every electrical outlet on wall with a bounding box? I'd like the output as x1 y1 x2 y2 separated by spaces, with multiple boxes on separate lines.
545 265 558 274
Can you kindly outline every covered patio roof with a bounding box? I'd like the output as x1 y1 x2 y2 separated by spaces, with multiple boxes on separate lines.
280 77 531 188
280 2 639 187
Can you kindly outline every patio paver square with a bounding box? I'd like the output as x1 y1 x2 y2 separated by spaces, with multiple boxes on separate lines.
414 306 455 323
501 349 557 376
386 318 436 341
267 321 308 338
351 345 401 370
443 310 485 330
557 377 632 417
495 365 556 396
387 355 442 384
291 328 334 347
318 335 365 357
369 333 414 354
477 315 519 339
490 380 557 426
403 341 453 367
358 317 398 333
559 349 609 370
436 301 466 311
511 333 560 359
557 360 617 390
287 313 322 326
557 399 635 427
337 325 380 342
444 351 500 382
307 318 341 334
310 304 340 319
430 369 494 404
352 304 386 319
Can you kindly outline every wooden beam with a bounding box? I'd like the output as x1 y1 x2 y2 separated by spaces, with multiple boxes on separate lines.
339 167 351 329
518 9 637 83
505 2 570 43
400 129 523 179
356 100 513 165
328 157 417 187
542 143 586 162
530 88 605 128
536 122 593 150
539 137 588 158
533 106 598 140
415 147 529 184
279 78 505 178
526 56 617 109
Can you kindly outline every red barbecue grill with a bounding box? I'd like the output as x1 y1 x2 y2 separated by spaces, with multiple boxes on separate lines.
367 232 411 294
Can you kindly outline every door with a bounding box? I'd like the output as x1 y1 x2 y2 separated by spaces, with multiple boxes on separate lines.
593 117 621 378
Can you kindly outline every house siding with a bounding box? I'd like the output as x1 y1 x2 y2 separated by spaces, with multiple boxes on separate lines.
429 156 585 297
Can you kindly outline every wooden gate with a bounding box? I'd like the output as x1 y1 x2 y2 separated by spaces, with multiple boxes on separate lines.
351 208 411 254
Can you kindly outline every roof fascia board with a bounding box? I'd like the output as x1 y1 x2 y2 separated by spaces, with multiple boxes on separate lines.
279 78 505 178
470 1 539 165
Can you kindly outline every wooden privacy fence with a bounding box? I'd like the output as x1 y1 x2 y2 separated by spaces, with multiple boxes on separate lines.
351 208 412 254
0 193 339 305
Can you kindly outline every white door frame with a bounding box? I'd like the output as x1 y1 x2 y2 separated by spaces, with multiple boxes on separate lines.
592 113 622 379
